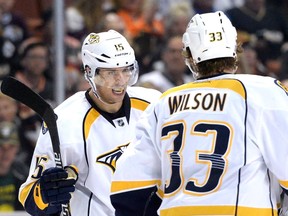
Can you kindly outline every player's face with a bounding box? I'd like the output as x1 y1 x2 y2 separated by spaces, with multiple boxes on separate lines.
163 36 187 75
0 143 19 175
94 65 133 104
0 97 18 121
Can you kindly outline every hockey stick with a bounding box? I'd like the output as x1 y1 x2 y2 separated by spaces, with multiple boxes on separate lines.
0 76 71 216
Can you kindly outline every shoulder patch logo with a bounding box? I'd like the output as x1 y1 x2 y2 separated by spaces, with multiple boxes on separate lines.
41 113 58 134
42 121 48 134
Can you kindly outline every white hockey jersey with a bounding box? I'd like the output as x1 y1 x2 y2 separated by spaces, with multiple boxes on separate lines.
18 86 161 216
111 73 288 216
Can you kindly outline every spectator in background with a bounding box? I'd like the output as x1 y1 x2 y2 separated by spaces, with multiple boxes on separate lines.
157 0 190 18
65 0 105 36
98 12 128 38
65 1 87 40
0 37 16 80
0 0 29 77
138 2 193 78
116 0 164 40
0 93 18 123
164 2 193 39
214 0 244 11
0 93 32 172
225 0 288 78
137 35 193 92
13 38 54 164
74 74 90 92
116 0 165 75
236 43 272 76
37 8 84 99
192 0 216 14
14 37 54 102
0 0 29 47
0 121 27 212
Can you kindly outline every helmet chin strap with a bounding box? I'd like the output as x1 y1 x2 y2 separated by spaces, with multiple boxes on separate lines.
185 59 199 80
92 90 113 106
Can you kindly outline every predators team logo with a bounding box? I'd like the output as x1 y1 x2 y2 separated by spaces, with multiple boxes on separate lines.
88 33 100 44
42 121 48 134
41 114 58 134
96 143 129 172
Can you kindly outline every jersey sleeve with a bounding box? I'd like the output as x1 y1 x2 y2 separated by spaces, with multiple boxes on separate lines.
280 193 288 216
256 82 288 194
111 102 162 215
258 108 288 193
18 124 62 215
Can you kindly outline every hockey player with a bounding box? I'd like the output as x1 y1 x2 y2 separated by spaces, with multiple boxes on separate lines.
110 11 288 216
18 30 161 215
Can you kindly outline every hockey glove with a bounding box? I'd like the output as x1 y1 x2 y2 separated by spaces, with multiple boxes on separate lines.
38 166 77 206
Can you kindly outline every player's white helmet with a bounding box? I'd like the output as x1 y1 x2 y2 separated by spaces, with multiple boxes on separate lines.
182 11 237 64
81 30 138 94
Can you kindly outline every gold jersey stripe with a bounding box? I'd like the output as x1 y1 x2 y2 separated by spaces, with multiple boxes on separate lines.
33 183 48 210
19 181 36 206
111 180 161 193
279 180 288 189
162 79 246 99
130 98 150 111
84 109 100 139
160 205 277 216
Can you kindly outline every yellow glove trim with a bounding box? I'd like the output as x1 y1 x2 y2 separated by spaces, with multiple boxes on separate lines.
33 182 48 210
64 165 79 180
19 181 35 207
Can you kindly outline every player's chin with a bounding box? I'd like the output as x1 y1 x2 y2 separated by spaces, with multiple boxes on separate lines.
107 90 125 103
108 95 125 104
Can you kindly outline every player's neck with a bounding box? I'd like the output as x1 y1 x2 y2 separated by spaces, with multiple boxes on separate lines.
89 90 122 113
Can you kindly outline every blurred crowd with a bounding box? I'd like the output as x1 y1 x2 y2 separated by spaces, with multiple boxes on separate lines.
1 0 288 212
